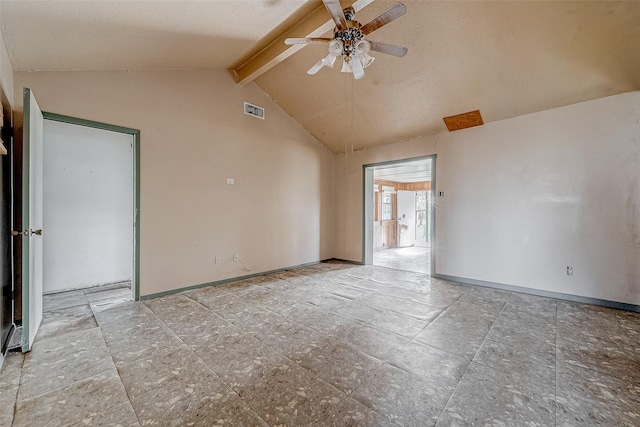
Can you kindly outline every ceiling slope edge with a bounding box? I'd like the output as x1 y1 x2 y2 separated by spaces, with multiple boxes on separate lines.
231 0 375 86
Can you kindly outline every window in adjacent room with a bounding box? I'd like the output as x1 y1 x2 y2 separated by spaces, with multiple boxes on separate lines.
382 192 392 221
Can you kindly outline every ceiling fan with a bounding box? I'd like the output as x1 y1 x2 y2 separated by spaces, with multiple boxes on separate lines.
285 0 408 80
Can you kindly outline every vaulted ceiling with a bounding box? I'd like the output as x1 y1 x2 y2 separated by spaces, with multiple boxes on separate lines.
2 1 639 153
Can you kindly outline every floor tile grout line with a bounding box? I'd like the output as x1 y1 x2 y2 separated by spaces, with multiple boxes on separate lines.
12 328 113 404
96 316 144 427
7 353 25 427
208 272 397 426
182 293 223 313
339 274 465 319
471 291 512 360
432 290 512 424
13 363 119 408
336 358 403 427
319 273 465 427
391 286 471 360
376 288 465 357
316 276 474 366
140 308 238 402
478 334 556 359
223 298 376 407
337 280 466 427
309 363 398 427
359 312 424 340
18 264 638 425
140 297 275 427
415 287 468 327
41 301 90 314
260 291 416 365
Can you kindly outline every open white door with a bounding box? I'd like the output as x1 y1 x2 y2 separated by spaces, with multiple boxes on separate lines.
21 88 44 352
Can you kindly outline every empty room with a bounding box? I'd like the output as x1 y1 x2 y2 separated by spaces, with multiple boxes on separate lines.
0 1 639 426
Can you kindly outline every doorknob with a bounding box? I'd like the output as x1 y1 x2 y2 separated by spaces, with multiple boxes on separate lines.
11 229 42 236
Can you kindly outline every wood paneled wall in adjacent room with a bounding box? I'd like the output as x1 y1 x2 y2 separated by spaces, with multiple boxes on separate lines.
374 179 431 191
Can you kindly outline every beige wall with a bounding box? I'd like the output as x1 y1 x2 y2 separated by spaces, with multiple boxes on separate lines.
333 136 437 262
0 28 13 106
14 70 334 296
335 92 640 305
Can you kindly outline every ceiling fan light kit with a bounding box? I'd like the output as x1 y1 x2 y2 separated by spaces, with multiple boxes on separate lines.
285 0 408 80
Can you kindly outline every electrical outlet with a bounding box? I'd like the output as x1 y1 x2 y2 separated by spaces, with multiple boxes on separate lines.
215 256 221 264
233 254 239 262
566 266 573 276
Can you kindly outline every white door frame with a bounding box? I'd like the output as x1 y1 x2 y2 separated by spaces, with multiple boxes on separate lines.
362 155 437 275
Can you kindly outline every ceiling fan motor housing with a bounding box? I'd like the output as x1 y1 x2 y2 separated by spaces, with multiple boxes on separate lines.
334 14 365 59
343 6 356 21
286 1 408 78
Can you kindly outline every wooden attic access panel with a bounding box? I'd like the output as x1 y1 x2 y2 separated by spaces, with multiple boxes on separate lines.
443 110 484 132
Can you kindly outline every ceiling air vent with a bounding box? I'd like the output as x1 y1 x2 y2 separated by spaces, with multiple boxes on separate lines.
244 102 265 120
443 110 483 132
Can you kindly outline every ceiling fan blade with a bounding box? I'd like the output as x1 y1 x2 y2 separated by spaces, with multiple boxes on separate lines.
368 40 408 57
351 0 371 13
322 0 347 31
285 37 332 45
351 57 366 80
360 2 407 35
307 59 325 75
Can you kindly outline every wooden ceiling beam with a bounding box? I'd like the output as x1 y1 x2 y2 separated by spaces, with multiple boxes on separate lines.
231 0 375 86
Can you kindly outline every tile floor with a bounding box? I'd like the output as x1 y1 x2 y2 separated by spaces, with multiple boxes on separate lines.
1 263 639 426
373 247 430 274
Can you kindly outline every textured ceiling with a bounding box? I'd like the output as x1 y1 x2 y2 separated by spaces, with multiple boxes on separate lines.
2 1 639 153
0 0 314 70
256 0 640 152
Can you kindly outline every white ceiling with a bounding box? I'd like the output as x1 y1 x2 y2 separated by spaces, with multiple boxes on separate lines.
2 1 639 154
374 158 431 183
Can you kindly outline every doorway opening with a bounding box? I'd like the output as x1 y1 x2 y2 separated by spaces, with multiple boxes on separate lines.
363 156 435 274
40 116 137 316
17 90 140 351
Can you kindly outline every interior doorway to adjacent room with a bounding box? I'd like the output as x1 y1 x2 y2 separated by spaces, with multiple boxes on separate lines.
16 89 140 351
42 117 136 303
363 156 435 274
